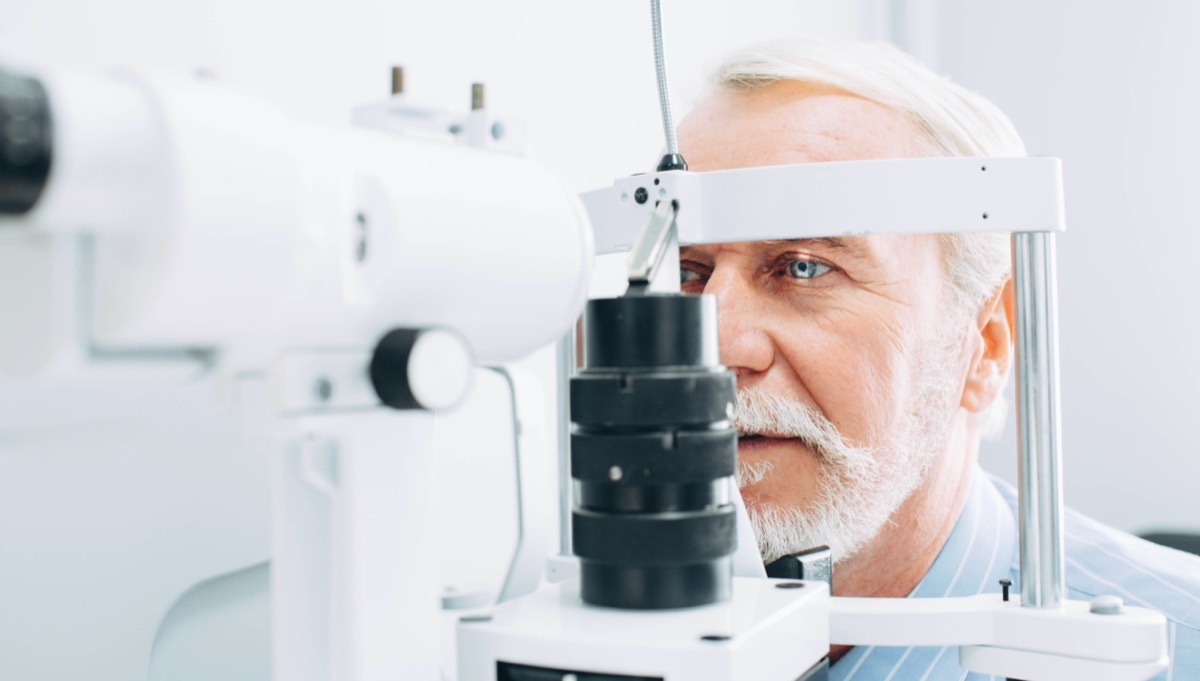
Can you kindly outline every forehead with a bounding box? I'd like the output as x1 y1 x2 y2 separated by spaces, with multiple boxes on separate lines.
676 84 941 275
676 81 930 171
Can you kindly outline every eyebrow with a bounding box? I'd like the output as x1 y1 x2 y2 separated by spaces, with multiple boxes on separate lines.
765 237 850 250
766 236 877 266
679 235 872 263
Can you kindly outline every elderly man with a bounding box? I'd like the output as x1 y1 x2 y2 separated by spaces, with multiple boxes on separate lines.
674 39 1200 679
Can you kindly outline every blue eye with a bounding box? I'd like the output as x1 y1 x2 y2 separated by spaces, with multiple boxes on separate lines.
787 259 831 279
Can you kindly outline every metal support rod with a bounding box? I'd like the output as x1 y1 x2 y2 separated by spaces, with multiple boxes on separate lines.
626 199 677 290
555 327 576 556
1012 231 1066 609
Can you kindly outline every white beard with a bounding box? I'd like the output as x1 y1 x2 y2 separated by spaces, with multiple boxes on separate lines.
731 332 961 565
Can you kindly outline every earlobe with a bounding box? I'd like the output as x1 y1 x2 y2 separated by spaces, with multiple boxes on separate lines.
960 279 1014 414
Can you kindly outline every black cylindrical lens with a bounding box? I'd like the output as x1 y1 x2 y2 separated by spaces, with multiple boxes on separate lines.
571 293 737 609
0 70 53 215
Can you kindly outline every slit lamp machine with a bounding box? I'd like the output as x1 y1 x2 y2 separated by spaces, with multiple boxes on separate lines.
0 2 1171 680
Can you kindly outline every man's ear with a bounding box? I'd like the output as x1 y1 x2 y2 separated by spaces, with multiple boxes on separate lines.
961 278 1014 414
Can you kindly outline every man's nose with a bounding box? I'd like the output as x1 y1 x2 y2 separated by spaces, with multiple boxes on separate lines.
703 264 774 380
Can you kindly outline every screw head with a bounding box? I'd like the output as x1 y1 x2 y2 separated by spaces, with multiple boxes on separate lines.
634 187 648 204
1090 595 1124 615
608 466 623 481
999 578 1013 601
700 634 731 642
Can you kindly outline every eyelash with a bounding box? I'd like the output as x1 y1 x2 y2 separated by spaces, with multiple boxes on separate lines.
679 254 838 287
777 256 836 282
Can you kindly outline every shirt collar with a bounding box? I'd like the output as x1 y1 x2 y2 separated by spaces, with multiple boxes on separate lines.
830 469 1020 676
910 466 1018 599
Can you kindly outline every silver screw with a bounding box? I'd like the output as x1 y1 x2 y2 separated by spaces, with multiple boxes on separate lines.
1089 595 1124 615
608 466 623 481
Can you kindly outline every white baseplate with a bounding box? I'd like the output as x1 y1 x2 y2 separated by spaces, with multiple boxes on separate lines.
457 576 829 680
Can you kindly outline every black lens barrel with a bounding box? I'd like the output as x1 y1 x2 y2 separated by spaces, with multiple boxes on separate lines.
571 294 737 610
0 70 53 215
582 294 718 369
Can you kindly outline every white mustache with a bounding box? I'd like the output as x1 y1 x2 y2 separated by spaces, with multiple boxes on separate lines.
731 387 872 466
729 386 896 564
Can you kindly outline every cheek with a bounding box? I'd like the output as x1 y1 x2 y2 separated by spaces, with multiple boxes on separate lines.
774 307 919 447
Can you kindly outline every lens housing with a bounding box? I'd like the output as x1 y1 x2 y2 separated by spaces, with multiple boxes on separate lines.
571 293 737 609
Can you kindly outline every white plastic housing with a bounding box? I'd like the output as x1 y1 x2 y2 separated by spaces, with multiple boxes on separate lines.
273 410 444 681
8 70 593 366
831 594 1168 680
458 577 830 681
17 70 171 233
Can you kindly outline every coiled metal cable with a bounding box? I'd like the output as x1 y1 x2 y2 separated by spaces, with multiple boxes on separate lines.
651 0 678 156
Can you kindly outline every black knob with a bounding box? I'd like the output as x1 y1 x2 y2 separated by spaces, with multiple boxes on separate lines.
0 69 53 216
369 328 473 411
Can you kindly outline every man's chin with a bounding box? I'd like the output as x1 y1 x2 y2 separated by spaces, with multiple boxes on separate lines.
735 483 812 522
736 485 766 515
735 438 822 495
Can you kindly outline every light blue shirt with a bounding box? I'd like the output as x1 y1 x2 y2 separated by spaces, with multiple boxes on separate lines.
832 469 1200 680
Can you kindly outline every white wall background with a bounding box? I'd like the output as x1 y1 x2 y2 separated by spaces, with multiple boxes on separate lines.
0 2 866 679
0 0 865 194
888 0 1200 536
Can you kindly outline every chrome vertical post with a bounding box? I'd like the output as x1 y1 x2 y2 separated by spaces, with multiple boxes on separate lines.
555 328 576 556
1012 231 1066 608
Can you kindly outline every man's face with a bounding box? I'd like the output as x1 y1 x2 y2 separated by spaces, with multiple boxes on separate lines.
676 81 971 563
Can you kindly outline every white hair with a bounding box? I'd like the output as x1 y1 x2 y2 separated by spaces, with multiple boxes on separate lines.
712 38 1020 436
